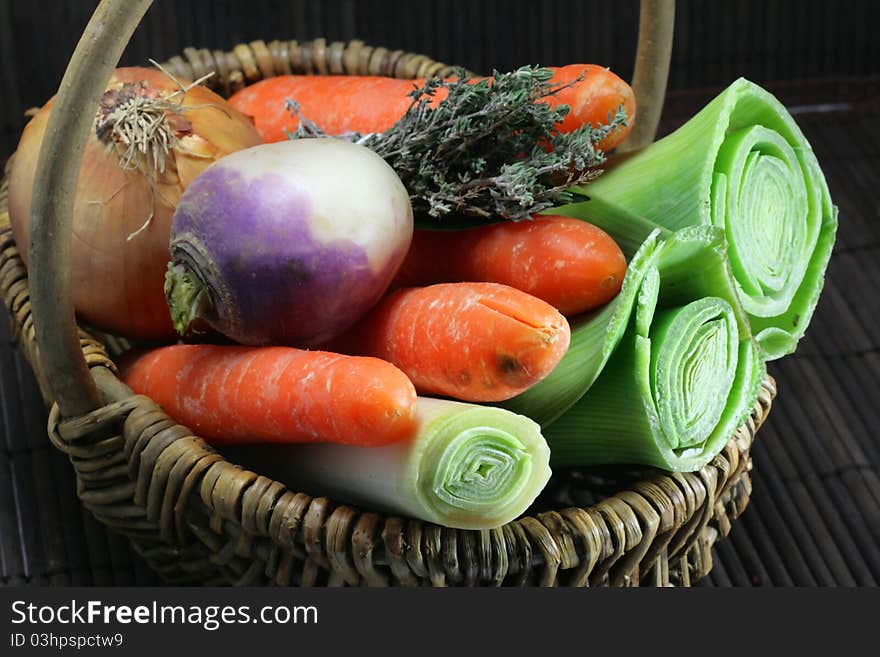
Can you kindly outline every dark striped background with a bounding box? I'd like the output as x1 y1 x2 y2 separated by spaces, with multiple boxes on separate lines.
2 0 879 158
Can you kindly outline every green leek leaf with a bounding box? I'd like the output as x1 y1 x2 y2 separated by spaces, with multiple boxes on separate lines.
550 78 838 360
504 226 765 472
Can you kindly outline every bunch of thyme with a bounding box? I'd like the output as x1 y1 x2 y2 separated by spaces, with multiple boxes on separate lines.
287 65 628 223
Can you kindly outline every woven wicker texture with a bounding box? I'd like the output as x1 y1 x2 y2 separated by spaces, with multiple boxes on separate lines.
0 31 780 585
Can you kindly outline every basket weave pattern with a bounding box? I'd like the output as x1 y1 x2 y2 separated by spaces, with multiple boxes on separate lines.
0 38 775 586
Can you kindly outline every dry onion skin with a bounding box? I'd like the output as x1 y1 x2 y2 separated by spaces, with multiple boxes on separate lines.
8 66 263 339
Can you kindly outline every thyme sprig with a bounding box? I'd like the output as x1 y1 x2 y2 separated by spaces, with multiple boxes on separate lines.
287 65 627 223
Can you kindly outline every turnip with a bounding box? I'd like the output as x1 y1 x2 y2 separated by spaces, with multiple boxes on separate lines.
165 139 414 346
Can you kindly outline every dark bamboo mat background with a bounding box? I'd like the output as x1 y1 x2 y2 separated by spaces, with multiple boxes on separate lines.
0 315 161 586
1 1 879 586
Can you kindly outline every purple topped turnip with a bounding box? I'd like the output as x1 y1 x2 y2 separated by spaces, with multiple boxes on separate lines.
165 139 413 346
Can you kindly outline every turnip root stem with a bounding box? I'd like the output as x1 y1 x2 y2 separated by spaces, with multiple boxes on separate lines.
164 263 211 336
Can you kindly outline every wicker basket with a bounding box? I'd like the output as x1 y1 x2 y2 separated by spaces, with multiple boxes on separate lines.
0 0 776 586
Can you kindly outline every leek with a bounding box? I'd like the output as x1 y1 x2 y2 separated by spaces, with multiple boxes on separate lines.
505 225 765 471
501 228 666 426
230 398 551 530
551 78 838 360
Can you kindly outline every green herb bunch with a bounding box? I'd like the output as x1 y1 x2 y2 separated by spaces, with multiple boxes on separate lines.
288 66 627 224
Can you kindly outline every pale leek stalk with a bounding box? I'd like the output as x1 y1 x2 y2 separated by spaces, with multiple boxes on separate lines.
230 398 551 530
504 226 765 471
551 78 838 360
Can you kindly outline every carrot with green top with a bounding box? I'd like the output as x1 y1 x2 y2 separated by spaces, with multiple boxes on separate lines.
328 282 571 402
119 344 418 446
228 64 636 151
392 215 627 315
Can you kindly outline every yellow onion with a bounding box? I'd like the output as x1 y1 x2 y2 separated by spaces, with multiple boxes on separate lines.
8 66 263 339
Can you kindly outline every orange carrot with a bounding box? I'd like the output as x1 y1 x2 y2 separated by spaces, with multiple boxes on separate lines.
392 215 627 315
328 283 571 402
229 65 636 151
546 65 636 149
119 344 417 446
230 75 419 140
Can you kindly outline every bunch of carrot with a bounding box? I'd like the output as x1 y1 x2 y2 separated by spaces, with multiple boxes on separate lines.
121 66 634 450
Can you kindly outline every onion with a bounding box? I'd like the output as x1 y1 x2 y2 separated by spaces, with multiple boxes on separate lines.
8 66 263 339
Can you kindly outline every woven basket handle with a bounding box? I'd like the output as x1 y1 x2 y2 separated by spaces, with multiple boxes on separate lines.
28 0 675 418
